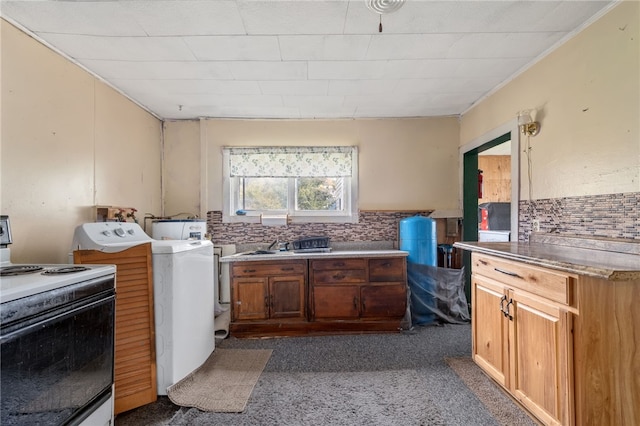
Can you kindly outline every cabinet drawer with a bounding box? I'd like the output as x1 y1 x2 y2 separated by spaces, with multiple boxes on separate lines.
472 253 573 305
233 261 306 277
368 258 405 282
312 269 367 284
311 258 366 271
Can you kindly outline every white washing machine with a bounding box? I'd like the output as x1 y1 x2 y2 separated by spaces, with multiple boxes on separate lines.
151 219 207 240
71 222 215 395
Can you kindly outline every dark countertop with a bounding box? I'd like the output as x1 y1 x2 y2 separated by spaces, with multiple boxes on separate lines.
454 241 640 281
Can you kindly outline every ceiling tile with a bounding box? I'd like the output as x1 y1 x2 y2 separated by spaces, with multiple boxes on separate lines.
447 32 568 59
229 61 307 80
328 80 399 96
365 34 463 60
260 81 329 96
238 0 349 35
1 1 146 35
40 34 196 61
184 36 281 61
279 35 371 60
125 0 245 36
79 60 234 80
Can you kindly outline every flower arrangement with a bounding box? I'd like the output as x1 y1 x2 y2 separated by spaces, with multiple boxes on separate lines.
127 208 138 223
114 208 138 223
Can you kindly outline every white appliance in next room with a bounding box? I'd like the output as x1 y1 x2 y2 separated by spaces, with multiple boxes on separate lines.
71 222 215 395
151 219 206 240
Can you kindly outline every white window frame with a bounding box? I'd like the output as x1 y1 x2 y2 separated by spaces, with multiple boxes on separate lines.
222 147 359 224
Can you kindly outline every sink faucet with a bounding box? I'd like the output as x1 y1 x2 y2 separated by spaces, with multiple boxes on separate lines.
268 239 289 251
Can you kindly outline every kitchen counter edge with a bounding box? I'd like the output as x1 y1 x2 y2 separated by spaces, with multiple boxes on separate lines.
221 249 409 263
453 241 640 281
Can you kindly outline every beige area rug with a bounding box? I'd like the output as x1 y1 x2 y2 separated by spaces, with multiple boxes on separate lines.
167 348 272 413
446 357 539 426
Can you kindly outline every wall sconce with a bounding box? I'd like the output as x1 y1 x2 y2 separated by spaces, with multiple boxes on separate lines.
517 110 540 136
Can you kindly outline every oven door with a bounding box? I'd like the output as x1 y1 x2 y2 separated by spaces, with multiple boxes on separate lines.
1 285 115 426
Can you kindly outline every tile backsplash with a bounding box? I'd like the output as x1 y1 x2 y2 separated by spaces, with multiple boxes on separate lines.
207 191 639 246
519 192 639 241
208 210 432 246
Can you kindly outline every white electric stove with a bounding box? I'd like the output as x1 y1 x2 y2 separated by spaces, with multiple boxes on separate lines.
0 216 116 426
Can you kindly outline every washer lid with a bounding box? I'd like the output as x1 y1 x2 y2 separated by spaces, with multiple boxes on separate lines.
152 219 205 223
151 239 212 254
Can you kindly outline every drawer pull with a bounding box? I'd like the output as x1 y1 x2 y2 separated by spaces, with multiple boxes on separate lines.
499 295 508 315
244 269 256 273
353 297 358 309
478 259 488 265
494 267 523 279
333 273 346 280
505 299 514 321
334 262 346 267
280 267 294 271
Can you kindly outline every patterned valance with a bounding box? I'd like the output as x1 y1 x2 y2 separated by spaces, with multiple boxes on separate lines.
227 146 355 178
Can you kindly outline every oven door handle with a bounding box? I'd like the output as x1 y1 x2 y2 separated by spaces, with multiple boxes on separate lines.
0 295 114 342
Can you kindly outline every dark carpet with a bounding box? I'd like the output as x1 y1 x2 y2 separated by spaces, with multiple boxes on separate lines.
115 324 536 425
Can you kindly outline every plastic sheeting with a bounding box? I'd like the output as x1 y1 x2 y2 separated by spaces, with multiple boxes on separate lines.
407 263 470 326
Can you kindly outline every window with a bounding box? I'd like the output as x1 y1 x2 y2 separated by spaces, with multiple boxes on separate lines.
223 146 358 223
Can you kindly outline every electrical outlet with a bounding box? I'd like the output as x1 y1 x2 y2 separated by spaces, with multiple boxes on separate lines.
532 219 540 232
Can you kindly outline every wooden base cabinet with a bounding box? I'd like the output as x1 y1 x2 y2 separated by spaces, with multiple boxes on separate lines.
310 257 407 322
229 255 408 337
231 260 306 322
472 252 640 426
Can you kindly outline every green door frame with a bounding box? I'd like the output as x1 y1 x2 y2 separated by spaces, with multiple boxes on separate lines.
461 131 512 303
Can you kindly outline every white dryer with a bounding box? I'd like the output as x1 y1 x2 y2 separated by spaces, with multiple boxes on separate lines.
72 222 215 395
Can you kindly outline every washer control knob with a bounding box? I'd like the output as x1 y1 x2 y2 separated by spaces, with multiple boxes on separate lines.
114 228 126 237
102 230 111 236
127 229 135 235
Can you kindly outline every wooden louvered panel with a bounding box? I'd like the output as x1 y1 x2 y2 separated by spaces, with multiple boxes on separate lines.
74 243 157 415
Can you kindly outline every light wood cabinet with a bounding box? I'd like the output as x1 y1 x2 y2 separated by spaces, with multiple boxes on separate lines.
472 253 574 425
471 252 640 426
74 243 157 415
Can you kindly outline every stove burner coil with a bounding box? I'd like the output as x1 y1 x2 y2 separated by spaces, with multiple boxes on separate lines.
41 266 91 275
0 265 44 276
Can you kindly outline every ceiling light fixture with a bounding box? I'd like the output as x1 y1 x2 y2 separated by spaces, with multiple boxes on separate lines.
366 0 406 33
517 109 540 136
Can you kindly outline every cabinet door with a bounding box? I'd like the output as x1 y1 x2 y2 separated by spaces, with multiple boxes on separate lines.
312 285 360 319
269 275 305 319
510 289 572 426
472 275 509 388
233 277 269 321
360 284 406 318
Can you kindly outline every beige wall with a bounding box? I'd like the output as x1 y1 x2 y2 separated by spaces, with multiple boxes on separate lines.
163 120 202 217
461 1 640 200
187 117 460 214
1 20 162 263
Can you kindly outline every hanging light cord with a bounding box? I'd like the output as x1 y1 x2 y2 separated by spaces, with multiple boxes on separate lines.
379 15 383 32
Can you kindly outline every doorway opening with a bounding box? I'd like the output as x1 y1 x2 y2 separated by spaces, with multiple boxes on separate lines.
459 119 521 303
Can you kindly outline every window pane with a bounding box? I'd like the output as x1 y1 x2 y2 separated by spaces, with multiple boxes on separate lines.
296 177 344 211
239 178 287 210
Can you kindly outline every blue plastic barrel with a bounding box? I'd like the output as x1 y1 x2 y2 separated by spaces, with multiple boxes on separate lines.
399 215 437 266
